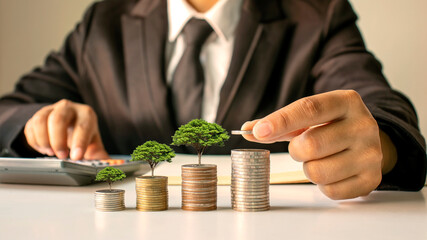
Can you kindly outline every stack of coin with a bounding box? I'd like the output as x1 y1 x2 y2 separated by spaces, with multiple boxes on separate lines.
231 149 270 212
94 189 125 211
181 164 217 211
135 176 168 211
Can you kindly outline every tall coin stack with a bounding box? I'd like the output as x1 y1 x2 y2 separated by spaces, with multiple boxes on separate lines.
231 149 270 212
181 164 217 211
95 189 125 211
135 176 168 211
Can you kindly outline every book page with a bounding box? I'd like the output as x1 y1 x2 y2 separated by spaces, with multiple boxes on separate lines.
145 153 309 185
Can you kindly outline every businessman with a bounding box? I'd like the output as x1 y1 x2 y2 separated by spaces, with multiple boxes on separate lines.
0 0 425 199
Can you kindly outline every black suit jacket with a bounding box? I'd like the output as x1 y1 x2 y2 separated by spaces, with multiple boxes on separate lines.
0 0 425 190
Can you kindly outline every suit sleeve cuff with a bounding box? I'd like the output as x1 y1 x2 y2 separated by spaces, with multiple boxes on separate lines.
370 110 427 191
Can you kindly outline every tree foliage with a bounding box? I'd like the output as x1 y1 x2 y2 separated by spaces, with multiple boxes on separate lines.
171 119 229 165
131 140 176 176
95 167 126 191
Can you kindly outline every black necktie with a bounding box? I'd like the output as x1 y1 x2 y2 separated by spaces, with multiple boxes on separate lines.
171 18 213 126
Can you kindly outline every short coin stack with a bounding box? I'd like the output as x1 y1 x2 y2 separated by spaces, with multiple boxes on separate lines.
94 189 125 211
181 164 217 211
231 149 270 212
135 176 168 211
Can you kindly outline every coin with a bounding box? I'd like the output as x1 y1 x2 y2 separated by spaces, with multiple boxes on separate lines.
231 130 253 135
231 149 270 212
94 189 125 211
181 164 217 211
232 206 270 212
182 206 217 211
232 149 270 155
232 171 269 176
135 176 168 211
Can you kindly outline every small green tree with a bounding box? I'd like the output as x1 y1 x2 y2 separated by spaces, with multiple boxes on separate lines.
171 119 230 165
131 141 176 177
95 167 126 191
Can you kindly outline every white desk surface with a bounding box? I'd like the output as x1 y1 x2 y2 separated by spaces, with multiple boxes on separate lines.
1 175 426 240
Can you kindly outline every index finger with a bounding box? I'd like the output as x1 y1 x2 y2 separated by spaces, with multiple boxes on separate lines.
48 102 76 159
70 104 98 160
252 90 359 141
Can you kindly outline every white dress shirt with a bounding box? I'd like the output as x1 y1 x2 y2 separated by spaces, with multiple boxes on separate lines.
166 0 243 123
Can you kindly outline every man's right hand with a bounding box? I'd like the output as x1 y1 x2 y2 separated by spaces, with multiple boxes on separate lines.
24 99 109 160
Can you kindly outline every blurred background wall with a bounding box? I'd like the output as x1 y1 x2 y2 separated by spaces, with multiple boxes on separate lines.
1 0 427 141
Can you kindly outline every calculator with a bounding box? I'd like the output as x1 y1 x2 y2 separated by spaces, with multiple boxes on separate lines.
0 157 149 186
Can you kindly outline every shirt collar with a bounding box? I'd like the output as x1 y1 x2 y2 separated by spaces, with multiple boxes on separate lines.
167 0 243 42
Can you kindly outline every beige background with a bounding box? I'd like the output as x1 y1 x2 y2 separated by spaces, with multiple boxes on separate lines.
1 0 427 141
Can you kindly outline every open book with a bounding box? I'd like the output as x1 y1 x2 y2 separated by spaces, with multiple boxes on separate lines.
144 153 309 185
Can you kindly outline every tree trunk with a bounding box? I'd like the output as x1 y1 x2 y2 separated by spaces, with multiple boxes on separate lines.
150 163 155 177
198 147 205 165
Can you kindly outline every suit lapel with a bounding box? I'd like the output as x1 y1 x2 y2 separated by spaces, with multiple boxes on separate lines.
216 1 294 129
122 0 175 141
215 5 261 125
